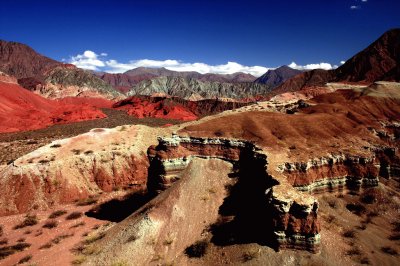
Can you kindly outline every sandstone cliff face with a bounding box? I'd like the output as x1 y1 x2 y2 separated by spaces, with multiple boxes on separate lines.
145 130 400 252
0 125 163 215
146 135 320 252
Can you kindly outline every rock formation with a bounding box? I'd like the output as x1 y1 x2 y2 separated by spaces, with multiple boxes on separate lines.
147 135 320 252
0 125 164 215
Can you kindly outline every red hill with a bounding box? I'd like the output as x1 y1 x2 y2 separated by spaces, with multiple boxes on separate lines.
0 76 107 133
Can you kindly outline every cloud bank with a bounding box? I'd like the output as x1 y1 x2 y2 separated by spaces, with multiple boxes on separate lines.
288 62 338 71
67 50 339 77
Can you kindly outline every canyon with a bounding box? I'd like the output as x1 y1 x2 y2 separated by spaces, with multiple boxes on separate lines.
0 29 399 266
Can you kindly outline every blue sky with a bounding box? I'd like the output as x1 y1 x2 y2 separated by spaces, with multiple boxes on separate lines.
1 0 399 75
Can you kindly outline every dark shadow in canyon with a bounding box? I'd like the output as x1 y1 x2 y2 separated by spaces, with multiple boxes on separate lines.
85 190 154 222
209 145 279 250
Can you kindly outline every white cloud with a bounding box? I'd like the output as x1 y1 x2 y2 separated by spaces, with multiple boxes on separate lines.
67 50 339 76
104 59 271 76
68 50 106 71
68 51 271 76
340 60 346 65
288 62 338 70
350 5 360 9
361 0 367 2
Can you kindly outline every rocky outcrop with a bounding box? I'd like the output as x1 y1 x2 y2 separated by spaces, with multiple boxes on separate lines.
276 146 399 193
0 125 162 215
147 135 320 252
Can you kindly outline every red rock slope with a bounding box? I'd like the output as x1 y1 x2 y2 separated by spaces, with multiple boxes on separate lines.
113 96 198 121
0 74 107 133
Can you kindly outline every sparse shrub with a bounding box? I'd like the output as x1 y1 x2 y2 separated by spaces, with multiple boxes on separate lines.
66 212 83 220
92 224 100 230
43 220 58 229
27 140 38 145
50 144 62 148
52 233 74 244
71 255 86 265
289 145 296 150
360 257 370 264
346 203 366 216
327 199 338 209
185 240 208 258
242 248 260 262
361 194 376 204
126 234 138 243
163 238 173 246
0 242 31 259
70 221 85 229
39 242 52 249
392 221 400 232
17 238 25 243
324 215 336 223
357 224 367 231
0 238 8 245
49 210 67 219
207 188 216 194
389 233 400 241
38 159 50 164
343 229 356 238
83 232 105 245
0 225 3 237
366 211 378 218
381 246 398 255
84 150 93 155
346 247 361 256
24 230 32 235
13 214 38 230
71 149 82 155
18 254 32 264
75 197 98 206
34 229 43 237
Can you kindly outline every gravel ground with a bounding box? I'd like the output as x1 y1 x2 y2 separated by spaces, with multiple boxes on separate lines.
0 109 183 165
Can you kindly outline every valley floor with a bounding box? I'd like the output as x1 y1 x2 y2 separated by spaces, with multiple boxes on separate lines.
0 109 183 165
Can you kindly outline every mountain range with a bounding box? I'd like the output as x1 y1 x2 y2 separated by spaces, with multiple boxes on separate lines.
274 28 400 94
0 28 399 131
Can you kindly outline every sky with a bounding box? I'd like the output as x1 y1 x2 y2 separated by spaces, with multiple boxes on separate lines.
1 0 399 76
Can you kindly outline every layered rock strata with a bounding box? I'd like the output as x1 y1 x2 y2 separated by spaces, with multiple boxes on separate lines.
147 134 320 252
277 147 399 193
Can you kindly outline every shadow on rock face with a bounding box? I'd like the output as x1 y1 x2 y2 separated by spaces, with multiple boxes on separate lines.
85 190 154 222
209 147 279 250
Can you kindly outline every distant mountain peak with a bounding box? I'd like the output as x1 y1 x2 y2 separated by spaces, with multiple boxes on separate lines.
254 65 302 88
